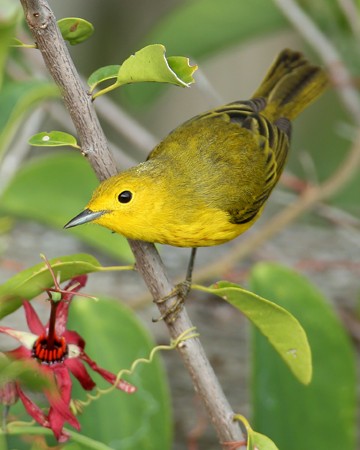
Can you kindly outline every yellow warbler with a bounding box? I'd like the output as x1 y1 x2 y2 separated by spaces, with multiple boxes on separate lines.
65 49 328 247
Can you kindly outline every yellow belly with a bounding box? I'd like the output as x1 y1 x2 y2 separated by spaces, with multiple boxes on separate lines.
97 205 262 248
144 208 260 247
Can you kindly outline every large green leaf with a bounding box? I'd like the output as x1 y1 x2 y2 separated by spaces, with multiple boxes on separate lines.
0 153 133 261
0 253 132 319
0 357 53 392
250 263 356 450
144 0 286 62
125 0 287 106
195 281 311 384
68 296 172 450
89 44 197 99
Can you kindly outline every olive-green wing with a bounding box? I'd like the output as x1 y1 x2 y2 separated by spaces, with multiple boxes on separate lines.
200 99 290 224
147 98 290 225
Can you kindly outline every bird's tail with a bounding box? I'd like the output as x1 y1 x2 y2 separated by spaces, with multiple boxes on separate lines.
252 49 328 121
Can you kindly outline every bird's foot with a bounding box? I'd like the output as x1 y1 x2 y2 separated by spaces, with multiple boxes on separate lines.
153 280 192 323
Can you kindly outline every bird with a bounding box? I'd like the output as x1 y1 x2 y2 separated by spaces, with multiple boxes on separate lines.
64 49 328 309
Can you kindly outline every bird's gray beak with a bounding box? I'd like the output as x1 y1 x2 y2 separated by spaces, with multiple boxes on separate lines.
64 208 107 229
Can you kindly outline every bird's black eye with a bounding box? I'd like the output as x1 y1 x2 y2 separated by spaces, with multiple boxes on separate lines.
118 190 133 204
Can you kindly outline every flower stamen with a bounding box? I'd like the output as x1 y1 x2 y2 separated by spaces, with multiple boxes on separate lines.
32 333 67 365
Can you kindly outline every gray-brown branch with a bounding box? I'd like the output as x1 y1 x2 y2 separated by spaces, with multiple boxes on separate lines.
19 0 244 446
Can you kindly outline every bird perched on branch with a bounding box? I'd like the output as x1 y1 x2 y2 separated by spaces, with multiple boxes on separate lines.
65 49 328 315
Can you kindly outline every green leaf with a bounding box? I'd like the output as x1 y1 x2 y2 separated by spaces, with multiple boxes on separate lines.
0 81 60 159
236 415 279 450
194 281 312 384
118 44 196 87
28 131 79 148
0 253 132 319
250 263 356 450
0 357 53 392
126 0 287 106
0 153 133 262
144 0 286 60
250 431 279 450
0 2 22 90
87 65 120 92
167 56 197 85
91 44 197 98
9 37 36 48
68 297 172 450
57 17 94 45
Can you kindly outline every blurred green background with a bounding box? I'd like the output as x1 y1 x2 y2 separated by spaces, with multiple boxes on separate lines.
0 0 359 449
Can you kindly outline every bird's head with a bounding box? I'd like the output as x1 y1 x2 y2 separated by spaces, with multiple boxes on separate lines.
64 163 169 242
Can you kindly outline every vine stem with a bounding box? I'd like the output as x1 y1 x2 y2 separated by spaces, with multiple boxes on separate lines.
18 0 244 446
3 425 113 450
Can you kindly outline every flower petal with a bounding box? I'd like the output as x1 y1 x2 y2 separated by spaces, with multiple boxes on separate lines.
23 301 45 335
81 352 136 393
55 276 87 336
46 365 80 436
5 346 32 360
65 358 96 390
64 330 85 349
17 385 50 427
0 327 37 349
18 382 71 443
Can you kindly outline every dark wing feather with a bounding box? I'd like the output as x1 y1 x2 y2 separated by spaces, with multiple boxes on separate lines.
209 99 290 224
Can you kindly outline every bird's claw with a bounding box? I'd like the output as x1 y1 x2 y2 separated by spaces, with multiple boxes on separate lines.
152 280 192 323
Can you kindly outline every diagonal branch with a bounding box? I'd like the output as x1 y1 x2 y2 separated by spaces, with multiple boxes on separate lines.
18 0 244 446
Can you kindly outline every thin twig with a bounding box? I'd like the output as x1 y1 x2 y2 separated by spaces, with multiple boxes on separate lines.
336 0 360 38
94 94 158 153
0 108 45 194
47 102 138 168
273 0 360 123
18 0 244 446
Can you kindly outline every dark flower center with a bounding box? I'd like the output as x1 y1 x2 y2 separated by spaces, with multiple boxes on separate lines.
32 333 68 365
31 298 68 365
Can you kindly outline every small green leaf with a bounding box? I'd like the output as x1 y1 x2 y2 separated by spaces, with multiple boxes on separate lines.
235 414 279 450
91 44 197 98
28 131 79 148
0 253 132 319
87 65 120 92
10 37 36 48
194 281 312 384
250 431 279 450
57 17 94 45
